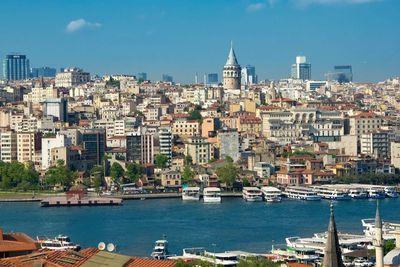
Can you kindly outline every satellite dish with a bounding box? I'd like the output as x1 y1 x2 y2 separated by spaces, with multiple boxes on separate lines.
98 242 106 251
107 243 115 252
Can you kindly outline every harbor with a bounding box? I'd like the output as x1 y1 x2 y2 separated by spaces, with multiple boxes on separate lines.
1 197 399 258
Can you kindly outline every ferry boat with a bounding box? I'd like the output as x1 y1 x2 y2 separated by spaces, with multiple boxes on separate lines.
242 187 263 202
272 247 319 263
151 239 170 259
384 186 398 198
182 187 200 201
361 218 399 239
348 189 368 199
203 187 221 203
260 186 282 202
171 247 240 266
283 186 321 201
367 188 385 199
312 186 351 200
36 235 80 251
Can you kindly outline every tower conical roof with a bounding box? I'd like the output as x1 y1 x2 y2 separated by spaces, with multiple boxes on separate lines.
225 42 239 66
323 203 344 267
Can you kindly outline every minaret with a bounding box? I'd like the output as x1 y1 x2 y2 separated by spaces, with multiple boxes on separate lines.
223 42 241 91
374 201 384 267
323 203 344 267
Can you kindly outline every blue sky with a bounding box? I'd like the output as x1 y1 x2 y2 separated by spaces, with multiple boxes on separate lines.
0 0 399 83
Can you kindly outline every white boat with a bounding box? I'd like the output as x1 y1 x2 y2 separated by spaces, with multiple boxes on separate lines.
384 186 398 198
203 187 221 203
348 189 368 199
283 186 321 201
367 188 385 199
272 247 319 262
312 186 351 200
182 187 200 201
171 248 239 266
36 235 80 251
361 218 399 239
261 186 282 202
242 187 263 202
151 239 170 259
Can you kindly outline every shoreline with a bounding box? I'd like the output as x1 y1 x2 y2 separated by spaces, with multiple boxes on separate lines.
0 191 244 202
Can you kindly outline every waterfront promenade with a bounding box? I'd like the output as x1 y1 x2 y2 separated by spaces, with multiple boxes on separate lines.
0 191 243 202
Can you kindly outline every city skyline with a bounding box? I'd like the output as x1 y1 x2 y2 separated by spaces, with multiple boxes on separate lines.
0 0 399 83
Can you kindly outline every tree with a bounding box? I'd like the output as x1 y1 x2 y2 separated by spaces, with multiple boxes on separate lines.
155 154 169 169
0 161 40 190
125 162 144 183
44 160 75 188
184 155 193 166
216 160 239 188
188 109 202 122
384 240 396 254
182 166 195 185
242 177 251 187
110 162 124 185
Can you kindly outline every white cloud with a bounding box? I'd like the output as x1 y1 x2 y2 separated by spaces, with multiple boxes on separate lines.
65 18 101 33
247 2 267 12
294 0 383 6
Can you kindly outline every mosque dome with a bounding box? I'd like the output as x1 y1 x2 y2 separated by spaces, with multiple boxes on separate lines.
384 248 400 266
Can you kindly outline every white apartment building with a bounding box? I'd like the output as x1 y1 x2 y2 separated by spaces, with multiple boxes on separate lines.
349 112 383 139
41 134 71 170
158 126 173 166
0 131 17 162
185 136 211 165
360 130 394 159
261 108 344 143
55 68 90 87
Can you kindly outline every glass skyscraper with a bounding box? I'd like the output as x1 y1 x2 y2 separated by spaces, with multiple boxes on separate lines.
334 65 353 83
2 54 30 80
291 56 311 80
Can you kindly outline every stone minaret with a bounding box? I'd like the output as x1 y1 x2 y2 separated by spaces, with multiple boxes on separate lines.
374 201 384 267
323 203 344 267
223 42 241 90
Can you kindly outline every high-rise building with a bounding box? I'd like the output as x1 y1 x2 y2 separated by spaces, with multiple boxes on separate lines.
218 129 239 162
41 134 71 170
241 65 257 85
207 73 218 84
42 98 68 122
30 67 57 78
223 43 241 90
162 74 173 83
291 56 311 80
137 72 147 81
334 65 353 83
2 54 30 80
126 134 142 163
158 126 173 166
0 131 17 163
80 129 106 166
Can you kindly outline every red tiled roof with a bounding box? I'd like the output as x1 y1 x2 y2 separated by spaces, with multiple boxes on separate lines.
126 257 176 267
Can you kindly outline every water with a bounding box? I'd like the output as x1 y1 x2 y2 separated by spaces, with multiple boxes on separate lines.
0 198 399 256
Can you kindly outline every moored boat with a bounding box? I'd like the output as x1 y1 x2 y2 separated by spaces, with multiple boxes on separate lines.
283 186 321 201
182 187 200 201
36 235 80 251
261 186 282 202
203 187 221 203
242 187 263 202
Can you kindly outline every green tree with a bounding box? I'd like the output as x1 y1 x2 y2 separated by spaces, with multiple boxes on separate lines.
125 162 144 183
182 166 195 185
155 154 169 169
242 177 251 187
110 162 124 184
184 155 193 166
0 161 40 190
188 109 202 122
44 160 75 188
384 239 396 254
216 160 239 188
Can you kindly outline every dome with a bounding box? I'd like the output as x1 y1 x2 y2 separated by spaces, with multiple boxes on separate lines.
384 248 400 266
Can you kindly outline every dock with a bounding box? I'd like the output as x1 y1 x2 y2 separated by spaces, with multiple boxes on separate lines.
121 191 242 200
41 195 122 207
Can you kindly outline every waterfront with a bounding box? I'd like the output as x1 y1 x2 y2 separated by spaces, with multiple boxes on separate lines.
0 198 399 257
